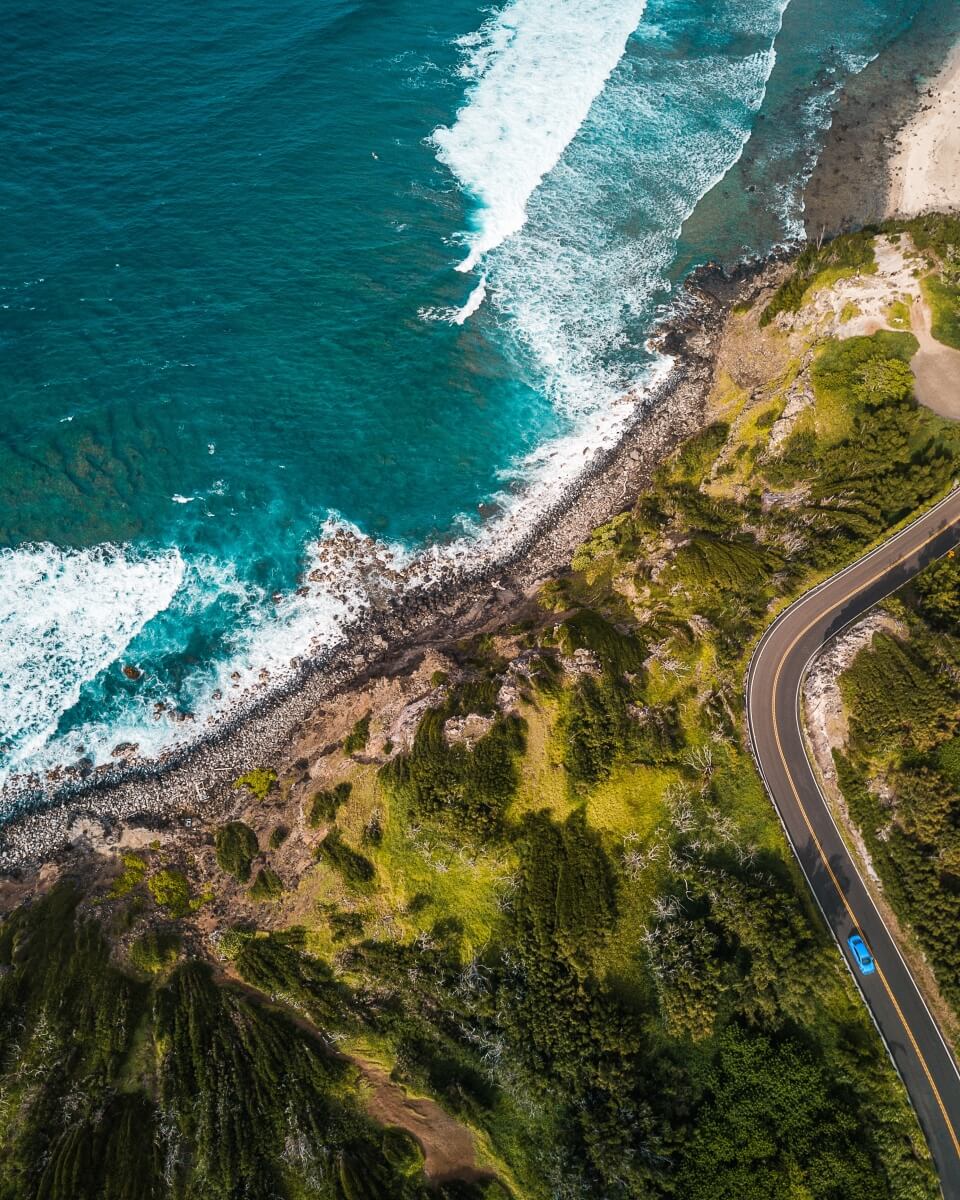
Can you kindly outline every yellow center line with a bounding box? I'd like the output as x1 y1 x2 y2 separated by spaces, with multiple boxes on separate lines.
762 503 960 1160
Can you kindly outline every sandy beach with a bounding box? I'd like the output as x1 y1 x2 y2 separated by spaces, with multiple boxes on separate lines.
887 39 960 218
804 10 960 238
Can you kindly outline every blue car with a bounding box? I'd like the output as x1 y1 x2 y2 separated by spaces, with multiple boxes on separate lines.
848 933 876 975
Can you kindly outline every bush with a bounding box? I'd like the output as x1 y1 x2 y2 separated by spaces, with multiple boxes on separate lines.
109 852 147 899
215 821 259 882
309 781 353 827
380 687 525 837
344 712 371 755
129 929 180 974
268 824 289 850
915 555 960 627
317 829 376 888
561 673 632 785
232 768 276 801
249 867 284 902
556 608 646 675
147 869 192 918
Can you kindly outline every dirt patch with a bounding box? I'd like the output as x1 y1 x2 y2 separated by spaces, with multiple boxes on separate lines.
358 1060 491 1185
909 293 960 420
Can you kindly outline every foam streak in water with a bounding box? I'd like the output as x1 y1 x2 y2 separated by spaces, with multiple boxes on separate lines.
431 0 648 271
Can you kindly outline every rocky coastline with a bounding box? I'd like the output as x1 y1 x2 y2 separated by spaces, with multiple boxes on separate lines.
0 254 787 873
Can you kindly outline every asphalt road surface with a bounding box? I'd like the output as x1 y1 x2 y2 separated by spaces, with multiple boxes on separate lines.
746 488 960 1197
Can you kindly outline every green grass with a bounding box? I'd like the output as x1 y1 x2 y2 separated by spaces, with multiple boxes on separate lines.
886 298 912 330
922 274 960 350
147 868 193 918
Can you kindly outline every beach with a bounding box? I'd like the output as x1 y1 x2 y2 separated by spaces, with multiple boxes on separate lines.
887 39 960 218
804 6 960 236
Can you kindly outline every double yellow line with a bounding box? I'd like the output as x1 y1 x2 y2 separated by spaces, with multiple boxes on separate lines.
759 500 960 1160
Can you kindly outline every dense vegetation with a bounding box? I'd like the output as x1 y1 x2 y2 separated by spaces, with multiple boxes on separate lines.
3 219 959 1198
215 820 260 882
0 885 503 1200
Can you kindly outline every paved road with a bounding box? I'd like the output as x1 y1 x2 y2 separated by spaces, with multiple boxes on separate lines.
746 488 960 1197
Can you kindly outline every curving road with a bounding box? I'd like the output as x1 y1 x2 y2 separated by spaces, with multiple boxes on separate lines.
746 488 960 1198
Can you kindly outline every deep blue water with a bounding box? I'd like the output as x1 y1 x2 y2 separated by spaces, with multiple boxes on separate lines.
0 0 948 784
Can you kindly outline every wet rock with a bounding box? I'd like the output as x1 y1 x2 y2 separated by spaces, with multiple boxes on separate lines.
122 664 143 681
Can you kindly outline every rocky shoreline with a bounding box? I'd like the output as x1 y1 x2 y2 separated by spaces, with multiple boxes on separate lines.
0 254 787 873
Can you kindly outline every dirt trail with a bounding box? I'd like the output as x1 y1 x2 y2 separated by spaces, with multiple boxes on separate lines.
910 295 960 420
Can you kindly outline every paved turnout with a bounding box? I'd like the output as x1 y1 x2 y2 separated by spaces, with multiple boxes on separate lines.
746 488 960 1197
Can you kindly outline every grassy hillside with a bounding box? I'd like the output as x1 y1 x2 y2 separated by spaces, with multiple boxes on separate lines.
3 216 960 1199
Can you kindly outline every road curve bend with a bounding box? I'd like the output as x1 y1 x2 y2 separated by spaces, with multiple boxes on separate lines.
746 488 960 1197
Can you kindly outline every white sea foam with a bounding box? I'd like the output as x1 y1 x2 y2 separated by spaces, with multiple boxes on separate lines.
431 0 648 271
0 544 184 782
418 275 488 325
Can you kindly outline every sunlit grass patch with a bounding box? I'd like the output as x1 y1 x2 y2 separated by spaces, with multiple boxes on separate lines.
375 807 511 957
585 762 679 841
509 696 574 822
922 274 960 350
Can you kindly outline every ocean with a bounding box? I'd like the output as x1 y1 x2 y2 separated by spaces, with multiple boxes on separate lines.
0 0 948 791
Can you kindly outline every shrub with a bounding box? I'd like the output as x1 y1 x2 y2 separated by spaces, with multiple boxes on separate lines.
249 867 284 902
561 673 631 785
915 555 960 627
556 608 646 675
233 768 277 801
129 929 180 974
215 821 259 882
309 781 352 827
317 829 375 888
147 869 192 918
327 907 366 942
380 705 525 837
343 712 371 755
268 824 289 850
109 852 147 899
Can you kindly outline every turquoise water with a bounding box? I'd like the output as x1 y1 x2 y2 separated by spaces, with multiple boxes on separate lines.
0 0 944 785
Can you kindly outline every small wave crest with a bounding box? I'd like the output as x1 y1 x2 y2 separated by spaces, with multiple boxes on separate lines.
419 274 488 324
